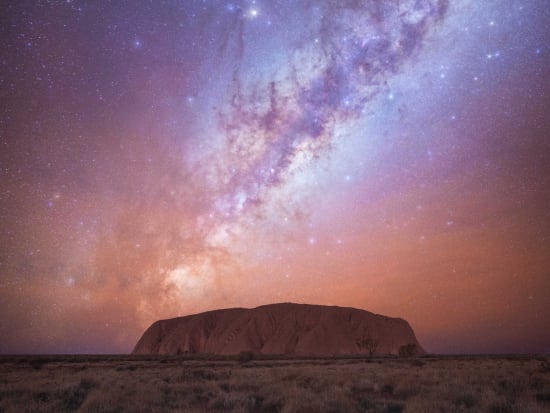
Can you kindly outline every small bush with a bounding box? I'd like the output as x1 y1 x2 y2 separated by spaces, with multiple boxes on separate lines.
539 359 550 373
192 369 218 380
497 379 523 399
529 375 545 390
398 344 418 357
210 395 235 410
282 373 298 381
385 403 404 413
247 394 264 413
410 359 425 367
33 391 51 403
238 351 254 364
260 399 284 413
489 402 514 413
116 364 137 371
357 398 373 412
327 399 352 413
350 385 372 399
61 378 98 411
29 358 50 370
454 393 477 408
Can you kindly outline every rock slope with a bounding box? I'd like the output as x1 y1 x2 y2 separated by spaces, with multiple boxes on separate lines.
132 303 423 356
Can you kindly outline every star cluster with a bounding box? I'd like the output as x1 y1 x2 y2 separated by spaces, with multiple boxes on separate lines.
1 0 549 354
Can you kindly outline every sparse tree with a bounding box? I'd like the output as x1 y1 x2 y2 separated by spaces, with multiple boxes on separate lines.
364 338 380 357
356 327 380 357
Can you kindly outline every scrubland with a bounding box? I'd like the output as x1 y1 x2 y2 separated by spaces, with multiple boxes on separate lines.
0 354 549 412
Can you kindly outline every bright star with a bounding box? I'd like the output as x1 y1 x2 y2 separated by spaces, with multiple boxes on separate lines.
247 8 258 19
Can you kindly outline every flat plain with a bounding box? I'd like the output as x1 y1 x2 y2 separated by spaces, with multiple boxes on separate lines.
0 355 549 413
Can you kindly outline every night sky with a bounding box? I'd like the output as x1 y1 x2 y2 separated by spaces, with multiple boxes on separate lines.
1 0 549 355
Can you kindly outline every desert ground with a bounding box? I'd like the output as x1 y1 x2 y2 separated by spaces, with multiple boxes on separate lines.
0 354 549 413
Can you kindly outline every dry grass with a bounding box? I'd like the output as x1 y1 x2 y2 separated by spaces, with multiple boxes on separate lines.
0 355 548 412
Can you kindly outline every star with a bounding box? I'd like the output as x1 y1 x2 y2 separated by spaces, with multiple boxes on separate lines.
247 8 259 19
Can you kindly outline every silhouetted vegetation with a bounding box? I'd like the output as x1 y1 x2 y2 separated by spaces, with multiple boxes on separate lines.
61 378 98 411
0 355 548 412
398 343 418 357
356 337 380 357
238 350 255 364
539 358 550 373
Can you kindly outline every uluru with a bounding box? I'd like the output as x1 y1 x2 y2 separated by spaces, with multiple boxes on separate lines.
132 303 424 356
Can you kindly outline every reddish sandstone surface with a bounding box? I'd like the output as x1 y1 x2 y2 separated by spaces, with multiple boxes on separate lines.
132 303 423 356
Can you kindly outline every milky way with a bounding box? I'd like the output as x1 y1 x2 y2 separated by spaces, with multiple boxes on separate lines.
1 0 549 354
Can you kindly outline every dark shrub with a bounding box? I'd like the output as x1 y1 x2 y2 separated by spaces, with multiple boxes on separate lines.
357 398 372 412
539 358 550 373
210 395 235 410
455 393 477 408
489 402 514 413
29 358 50 370
385 403 404 413
398 344 418 357
497 379 523 399
238 351 254 364
193 369 215 380
61 378 98 411
33 391 51 402
247 394 264 413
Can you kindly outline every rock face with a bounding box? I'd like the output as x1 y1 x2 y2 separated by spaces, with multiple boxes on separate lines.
132 303 423 356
